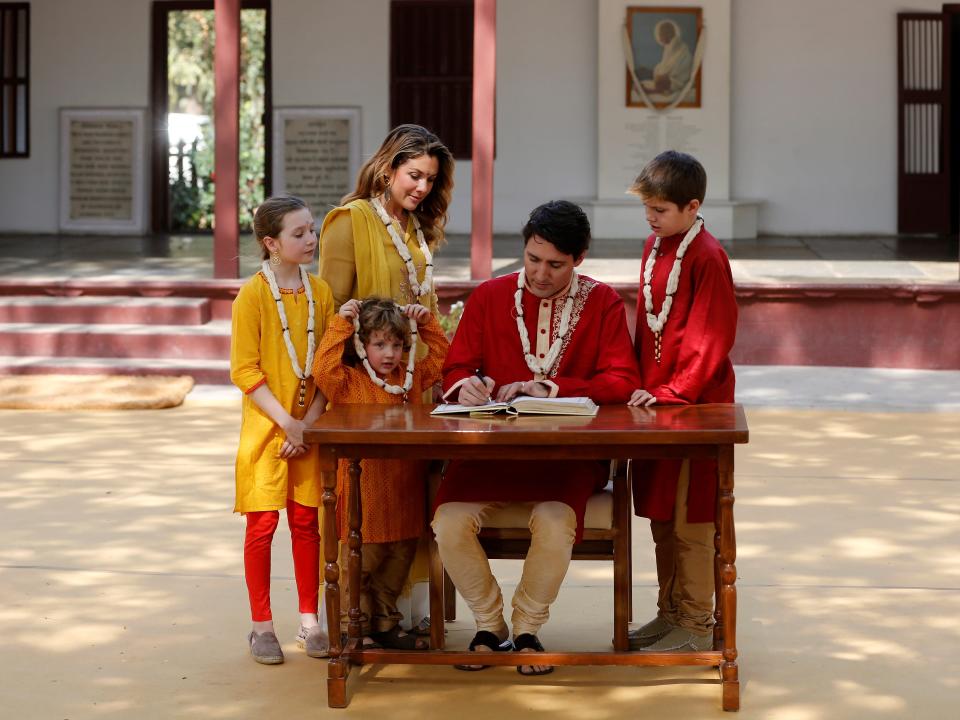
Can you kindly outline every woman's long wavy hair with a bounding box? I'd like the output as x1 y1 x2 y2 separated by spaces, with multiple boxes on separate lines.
342 124 455 247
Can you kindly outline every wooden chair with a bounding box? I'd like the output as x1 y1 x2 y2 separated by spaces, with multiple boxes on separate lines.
428 460 633 650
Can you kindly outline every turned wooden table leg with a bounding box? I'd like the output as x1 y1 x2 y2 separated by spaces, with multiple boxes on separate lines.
319 450 348 708
713 481 723 652
428 537 446 649
347 459 364 647
718 444 740 711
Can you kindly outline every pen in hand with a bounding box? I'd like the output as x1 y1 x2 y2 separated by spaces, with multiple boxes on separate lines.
474 369 492 402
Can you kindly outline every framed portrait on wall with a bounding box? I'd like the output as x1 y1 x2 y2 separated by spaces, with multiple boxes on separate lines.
625 6 703 109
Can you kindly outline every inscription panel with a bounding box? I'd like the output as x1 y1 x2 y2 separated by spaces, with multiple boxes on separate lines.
60 109 145 233
273 108 361 222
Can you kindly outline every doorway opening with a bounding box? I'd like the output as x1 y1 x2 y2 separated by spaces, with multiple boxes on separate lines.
150 1 271 233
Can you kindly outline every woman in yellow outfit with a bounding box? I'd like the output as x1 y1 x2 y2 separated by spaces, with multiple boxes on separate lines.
231 195 335 665
318 124 455 636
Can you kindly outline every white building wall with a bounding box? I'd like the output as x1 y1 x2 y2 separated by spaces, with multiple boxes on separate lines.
0 0 945 237
0 0 151 233
730 0 944 235
488 0 597 235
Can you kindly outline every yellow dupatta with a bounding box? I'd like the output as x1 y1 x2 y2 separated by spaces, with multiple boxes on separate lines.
320 199 396 299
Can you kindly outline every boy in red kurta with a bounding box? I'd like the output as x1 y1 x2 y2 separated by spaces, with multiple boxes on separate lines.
626 151 738 652
433 201 640 675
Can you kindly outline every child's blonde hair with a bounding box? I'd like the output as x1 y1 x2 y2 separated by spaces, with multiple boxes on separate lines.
252 195 309 260
342 298 412 367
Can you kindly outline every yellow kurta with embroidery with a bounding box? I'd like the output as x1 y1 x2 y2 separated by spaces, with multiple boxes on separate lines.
230 271 335 513
319 199 440 363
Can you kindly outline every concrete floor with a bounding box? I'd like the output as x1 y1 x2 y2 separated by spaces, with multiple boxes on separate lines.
2 383 958 719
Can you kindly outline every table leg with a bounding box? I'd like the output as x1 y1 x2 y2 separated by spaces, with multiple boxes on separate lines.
347 459 364 647
319 452 349 708
718 444 740 712
428 537 446 649
713 494 723 652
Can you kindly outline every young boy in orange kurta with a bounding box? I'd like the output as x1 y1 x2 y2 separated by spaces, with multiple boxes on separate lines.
312 297 449 650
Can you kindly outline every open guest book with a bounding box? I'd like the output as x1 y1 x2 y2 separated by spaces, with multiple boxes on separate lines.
431 396 598 417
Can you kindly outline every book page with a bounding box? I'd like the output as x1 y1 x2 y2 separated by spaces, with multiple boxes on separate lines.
431 401 511 415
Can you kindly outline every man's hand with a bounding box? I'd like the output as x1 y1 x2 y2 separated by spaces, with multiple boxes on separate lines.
627 388 657 407
457 375 495 406
496 380 550 403
338 299 361 321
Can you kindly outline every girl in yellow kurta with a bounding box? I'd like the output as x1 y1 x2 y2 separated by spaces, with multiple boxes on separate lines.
319 124 456 633
230 195 335 665
312 297 449 649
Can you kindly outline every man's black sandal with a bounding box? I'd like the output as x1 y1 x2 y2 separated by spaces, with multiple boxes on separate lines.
454 630 513 671
513 633 554 676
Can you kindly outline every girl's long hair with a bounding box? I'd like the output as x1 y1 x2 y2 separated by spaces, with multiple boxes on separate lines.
342 124 454 247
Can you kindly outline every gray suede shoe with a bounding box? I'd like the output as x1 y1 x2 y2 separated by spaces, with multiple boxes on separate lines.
639 626 713 652
297 624 330 658
248 630 284 664
627 615 675 650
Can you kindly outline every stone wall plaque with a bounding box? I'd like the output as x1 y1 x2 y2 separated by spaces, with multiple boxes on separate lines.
272 108 361 222
59 109 145 233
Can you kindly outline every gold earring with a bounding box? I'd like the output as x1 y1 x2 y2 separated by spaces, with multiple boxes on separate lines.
270 251 281 266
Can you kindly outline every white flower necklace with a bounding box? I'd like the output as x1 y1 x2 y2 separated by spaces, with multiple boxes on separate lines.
370 196 434 303
261 260 315 406
351 308 418 402
641 216 703 363
514 269 579 379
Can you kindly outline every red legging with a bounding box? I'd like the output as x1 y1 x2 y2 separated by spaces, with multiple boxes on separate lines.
244 499 319 622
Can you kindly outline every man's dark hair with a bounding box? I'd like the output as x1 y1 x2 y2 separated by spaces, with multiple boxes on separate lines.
629 150 707 208
521 200 591 258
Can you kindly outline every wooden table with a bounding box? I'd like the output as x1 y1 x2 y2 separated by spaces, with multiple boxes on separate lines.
305 403 749 711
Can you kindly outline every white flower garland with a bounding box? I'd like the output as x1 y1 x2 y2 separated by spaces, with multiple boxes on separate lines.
370 196 434 303
261 260 315 406
642 215 703 335
351 306 418 400
514 269 579 378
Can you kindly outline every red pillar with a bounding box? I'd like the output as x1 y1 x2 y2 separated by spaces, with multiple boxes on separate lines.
213 0 240 278
471 0 496 281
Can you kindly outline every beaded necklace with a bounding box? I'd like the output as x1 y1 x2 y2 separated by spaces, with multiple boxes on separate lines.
351 308 418 402
260 261 315 406
370 196 434 303
641 216 703 363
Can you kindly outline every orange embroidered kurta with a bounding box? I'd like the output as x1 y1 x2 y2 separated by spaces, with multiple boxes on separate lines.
312 313 449 543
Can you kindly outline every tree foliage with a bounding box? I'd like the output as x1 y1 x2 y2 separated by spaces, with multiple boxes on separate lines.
167 9 265 231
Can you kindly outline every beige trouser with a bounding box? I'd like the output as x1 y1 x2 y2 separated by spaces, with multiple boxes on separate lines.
650 459 716 634
338 538 418 635
432 500 577 638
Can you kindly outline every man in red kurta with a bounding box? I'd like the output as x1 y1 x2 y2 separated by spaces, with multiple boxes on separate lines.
626 150 738 653
432 201 639 675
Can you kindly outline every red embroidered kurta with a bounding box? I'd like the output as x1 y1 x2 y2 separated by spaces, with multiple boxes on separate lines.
632 224 738 523
313 314 449 543
436 273 641 539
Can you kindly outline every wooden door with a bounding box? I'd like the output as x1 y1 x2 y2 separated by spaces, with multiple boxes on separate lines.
390 0 474 159
898 13 952 234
